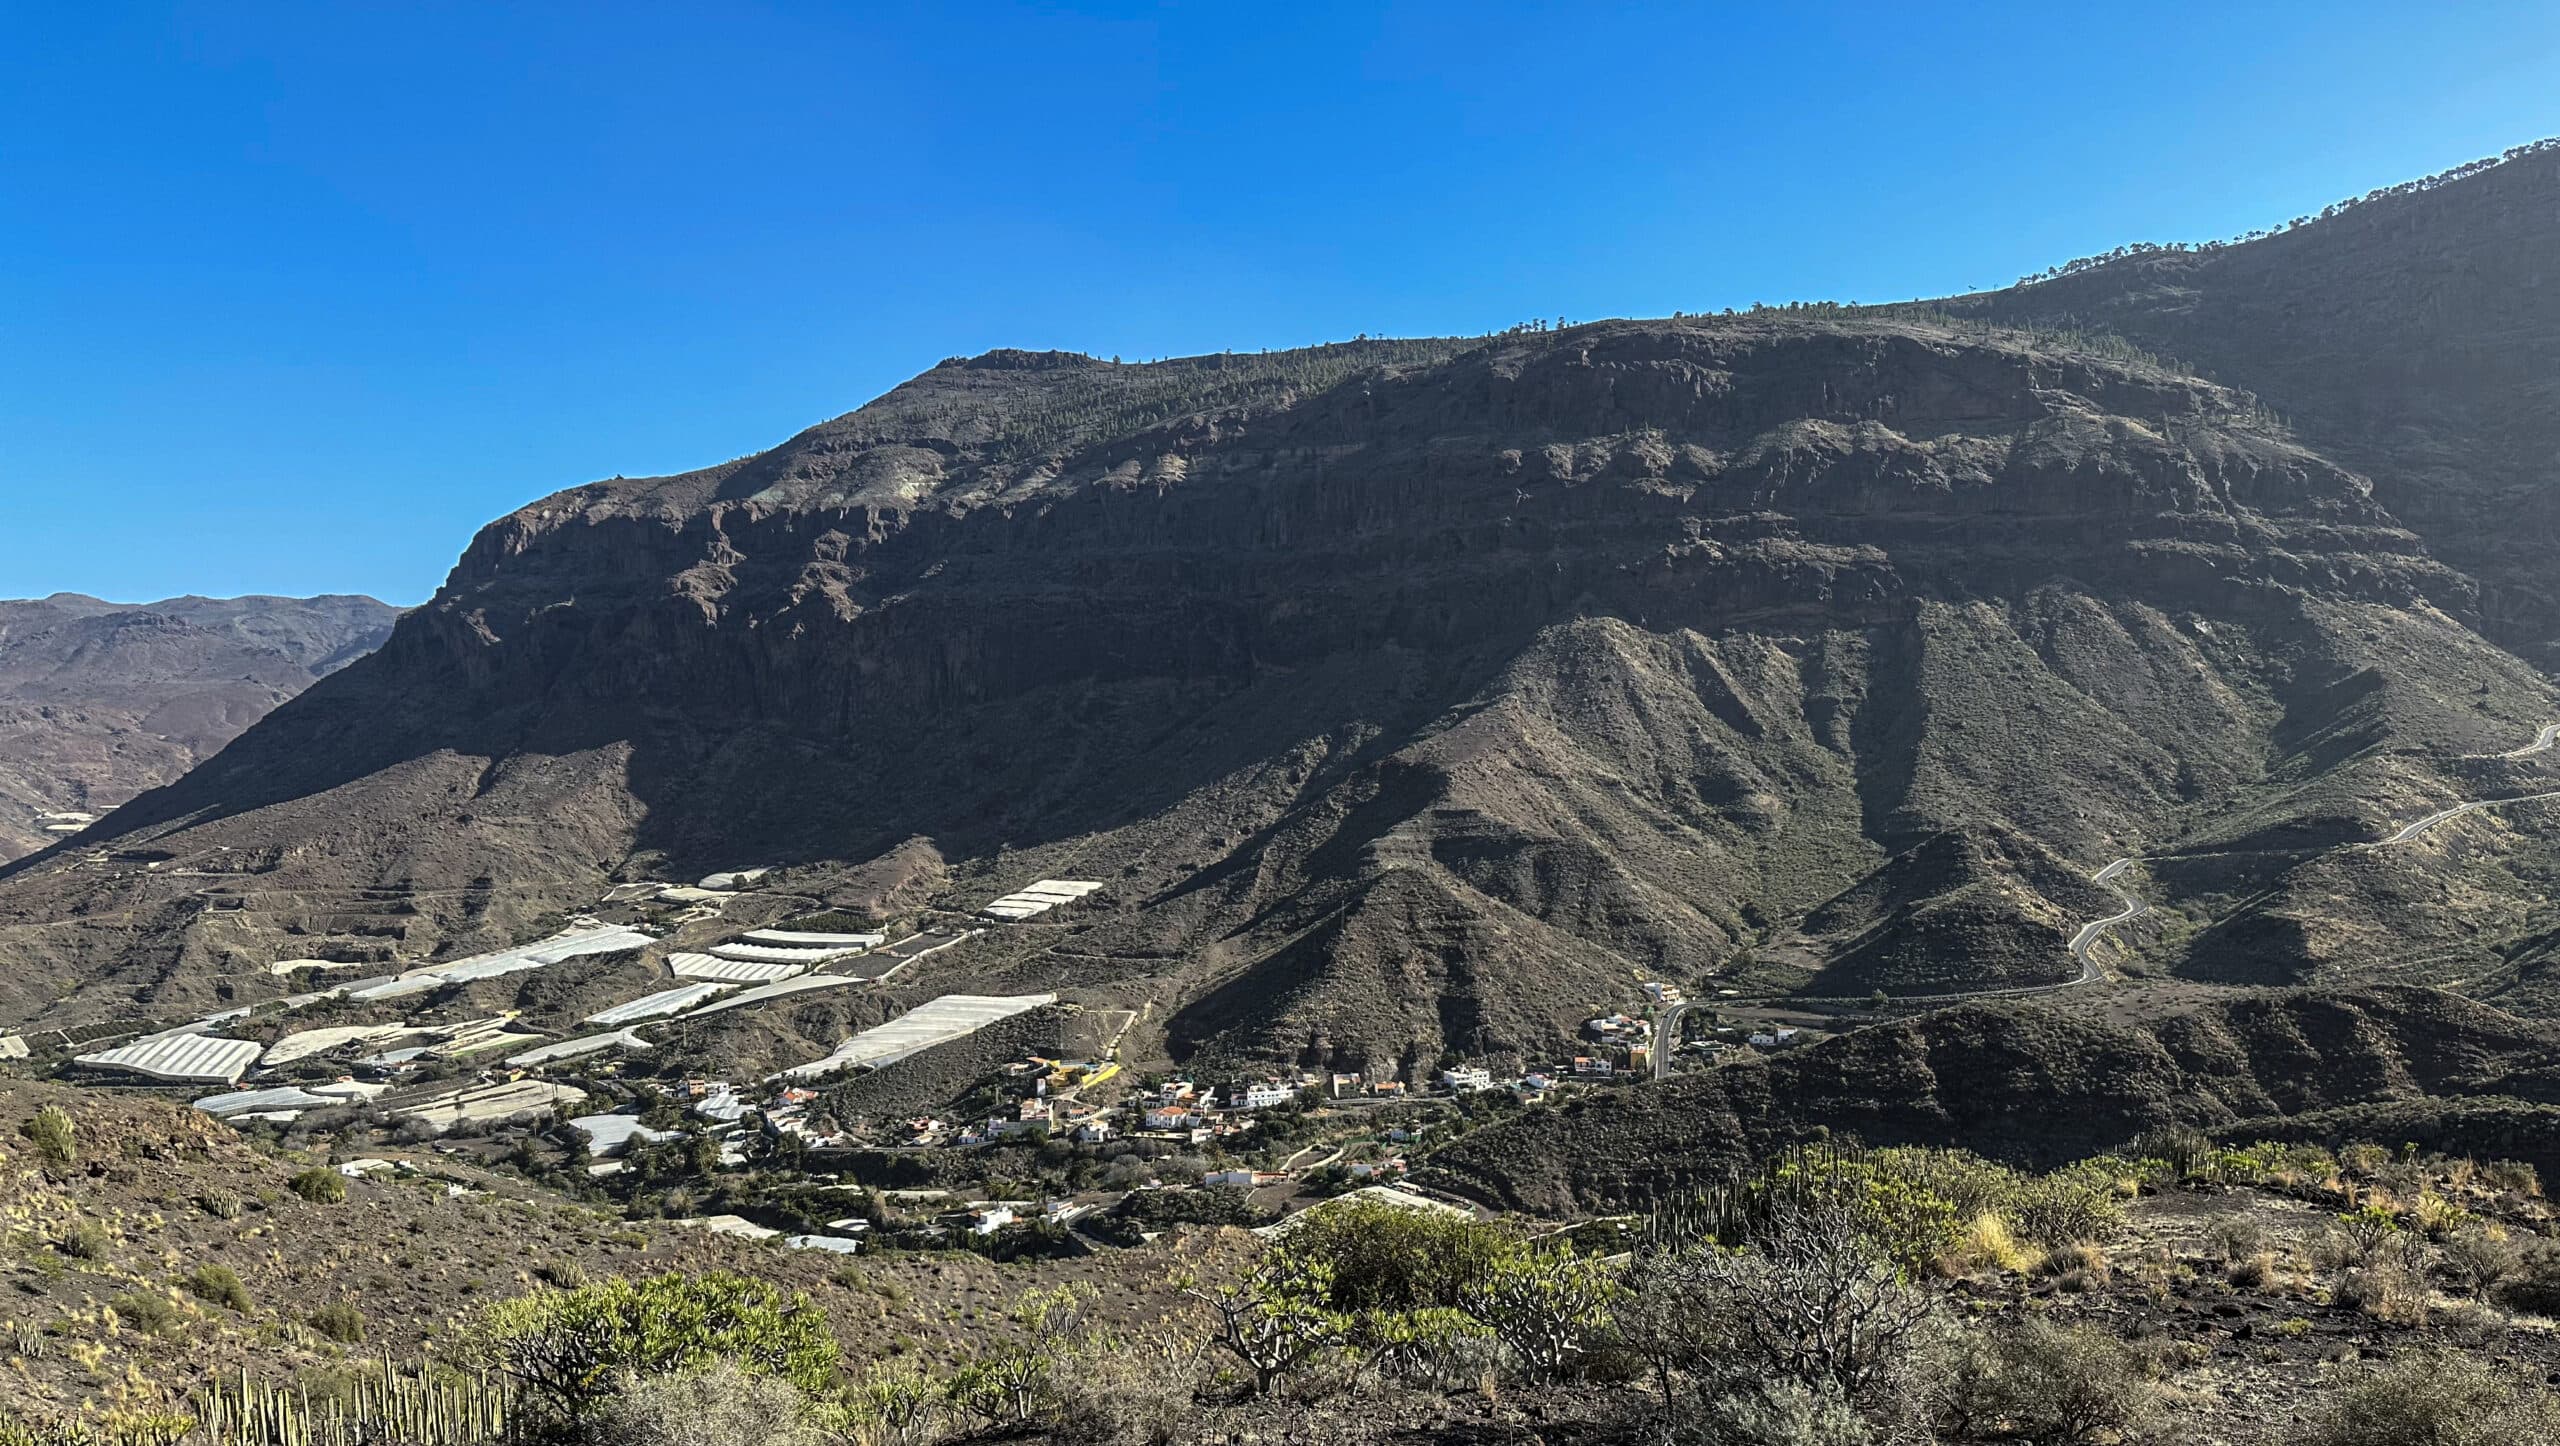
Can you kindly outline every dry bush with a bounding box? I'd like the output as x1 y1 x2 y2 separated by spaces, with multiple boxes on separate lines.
2494 1240 2560 1317
1950 1212 2037 1274
2336 1251 2431 1326
1946 1318 2157 1446
1624 1193 1948 1436
596 1359 816 1446
2203 1215 2267 1262
2037 1242 2111 1293
2291 1349 2560 1446
1695 1380 1872 1445
1048 1330 1200 1445
2444 1225 2520 1296
2481 1160 2542 1198
2227 1253 2277 1289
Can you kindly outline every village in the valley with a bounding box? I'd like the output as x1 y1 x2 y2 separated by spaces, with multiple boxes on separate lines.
5 863 1818 1255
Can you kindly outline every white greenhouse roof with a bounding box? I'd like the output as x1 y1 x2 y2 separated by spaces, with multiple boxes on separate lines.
670 951 808 983
709 942 857 964
568 1113 680 1156
506 1029 655 1067
775 993 1057 1081
742 929 886 948
785 1234 864 1254
394 1079 587 1130
680 973 860 1019
193 1086 340 1117
262 1024 413 1066
75 1034 262 1085
584 981 736 1026
349 924 653 1000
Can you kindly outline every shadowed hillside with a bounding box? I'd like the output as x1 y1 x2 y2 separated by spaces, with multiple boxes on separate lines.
5 150 2560 1072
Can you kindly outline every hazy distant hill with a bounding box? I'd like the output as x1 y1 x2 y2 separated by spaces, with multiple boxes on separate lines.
3 145 2558 1077
0 592 399 859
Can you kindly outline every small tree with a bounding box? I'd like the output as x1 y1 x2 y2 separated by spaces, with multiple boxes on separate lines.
1184 1252 1347 1396
1459 1248 1619 1381
1628 1192 1944 1426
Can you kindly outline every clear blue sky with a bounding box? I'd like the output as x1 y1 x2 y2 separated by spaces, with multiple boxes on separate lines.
5 2 2556 605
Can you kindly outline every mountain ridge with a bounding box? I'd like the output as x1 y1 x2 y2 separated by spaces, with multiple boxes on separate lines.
0 592 401 861
4 149 2559 1079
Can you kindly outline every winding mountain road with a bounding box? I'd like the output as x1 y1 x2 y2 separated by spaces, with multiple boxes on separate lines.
2060 720 2560 985
2478 724 2560 760
2065 856 2150 981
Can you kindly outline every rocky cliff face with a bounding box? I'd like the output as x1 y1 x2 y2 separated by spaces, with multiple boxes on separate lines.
0 593 399 860
1952 138 2560 662
6 154 2559 1070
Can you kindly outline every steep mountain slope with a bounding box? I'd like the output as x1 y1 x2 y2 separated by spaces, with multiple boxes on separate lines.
0 593 399 859
14 137 2560 1070
1419 985 2560 1213
5 304 2551 1074
1949 137 2560 660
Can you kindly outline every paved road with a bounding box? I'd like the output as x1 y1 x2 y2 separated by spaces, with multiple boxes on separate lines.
2065 856 2149 979
1651 1001 1690 1079
2375 789 2560 845
2477 723 2560 760
2059 721 2560 983
1907 720 2560 1007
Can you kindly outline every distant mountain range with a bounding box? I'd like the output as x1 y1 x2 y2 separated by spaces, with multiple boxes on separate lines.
0 592 400 859
3 142 2557 1094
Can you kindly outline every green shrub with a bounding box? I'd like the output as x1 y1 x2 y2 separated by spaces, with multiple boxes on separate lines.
832 1360 941 1446
195 1189 245 1221
469 1270 834 1429
58 1222 110 1261
309 1300 367 1345
289 1166 348 1204
1458 1248 1619 1381
2130 1125 2211 1178
183 1263 253 1313
110 1289 185 1338
1276 1199 1517 1312
21 1106 75 1170
2292 1350 2560 1446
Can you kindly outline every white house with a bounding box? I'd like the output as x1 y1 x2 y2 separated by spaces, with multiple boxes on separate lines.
1236 1081 1298 1110
1439 1065 1495 1093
